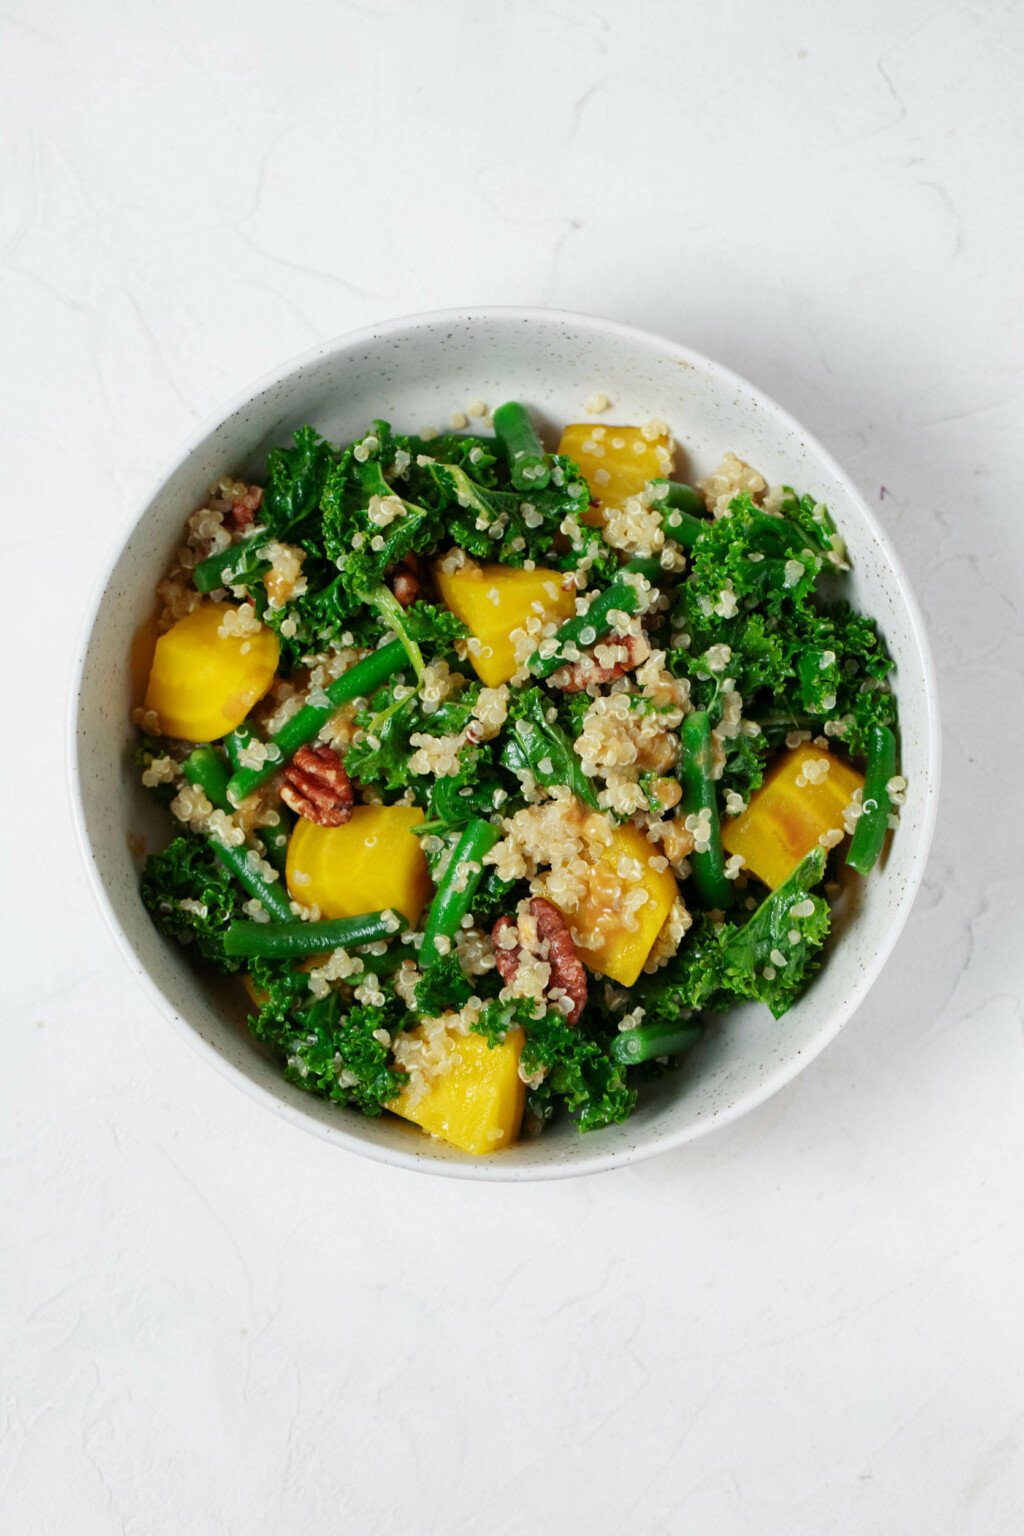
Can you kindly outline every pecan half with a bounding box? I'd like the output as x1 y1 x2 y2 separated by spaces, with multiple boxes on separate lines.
492 896 587 1024
280 745 354 827
551 631 650 693
227 483 263 533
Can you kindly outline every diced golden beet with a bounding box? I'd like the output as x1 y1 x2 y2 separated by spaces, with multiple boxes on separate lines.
143 602 279 741
434 558 576 687
286 805 431 924
721 743 865 889
571 822 679 987
558 424 674 525
390 1028 525 1154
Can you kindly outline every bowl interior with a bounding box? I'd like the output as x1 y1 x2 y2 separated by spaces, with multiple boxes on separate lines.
72 310 938 1178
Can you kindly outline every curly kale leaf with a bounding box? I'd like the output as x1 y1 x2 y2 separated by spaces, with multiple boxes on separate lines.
501 686 599 809
263 426 336 546
518 1008 636 1132
404 433 502 486
247 961 405 1115
140 835 244 973
422 456 592 571
428 746 505 825
415 953 473 1014
685 493 823 626
347 672 484 800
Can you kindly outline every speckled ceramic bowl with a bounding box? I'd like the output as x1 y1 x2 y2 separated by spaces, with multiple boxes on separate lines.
70 308 940 1180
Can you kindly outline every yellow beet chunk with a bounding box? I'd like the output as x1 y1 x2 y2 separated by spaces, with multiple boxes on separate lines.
721 743 865 890
390 1028 526 1154
143 602 279 742
571 822 679 987
434 558 576 687
286 805 431 925
558 424 674 526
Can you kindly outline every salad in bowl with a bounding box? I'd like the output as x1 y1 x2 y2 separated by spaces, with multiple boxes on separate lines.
132 399 903 1155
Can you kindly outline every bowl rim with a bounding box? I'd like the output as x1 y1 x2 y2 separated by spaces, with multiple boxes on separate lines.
68 304 942 1181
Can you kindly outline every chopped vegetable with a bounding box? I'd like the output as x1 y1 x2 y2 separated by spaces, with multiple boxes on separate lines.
224 910 405 959
418 817 500 968
434 558 576 687
571 823 679 986
286 806 432 924
678 710 732 909
390 1026 526 1154
225 638 409 803
492 400 550 491
143 602 279 742
722 743 864 889
846 724 897 875
557 423 673 520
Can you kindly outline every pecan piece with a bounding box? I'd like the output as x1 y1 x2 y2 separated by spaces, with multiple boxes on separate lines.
280 745 354 827
491 897 587 1025
227 483 263 533
551 631 650 693
391 566 420 608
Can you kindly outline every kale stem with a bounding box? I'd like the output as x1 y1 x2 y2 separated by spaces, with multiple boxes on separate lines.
367 584 425 685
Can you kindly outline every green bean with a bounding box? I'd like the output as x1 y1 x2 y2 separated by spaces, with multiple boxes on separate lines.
528 556 663 679
182 744 232 807
648 479 708 549
224 723 256 772
846 724 897 875
192 533 269 594
678 710 733 910
257 812 292 876
224 910 407 959
209 840 294 922
492 401 550 492
181 746 294 922
419 817 500 968
610 1021 704 1066
225 638 410 804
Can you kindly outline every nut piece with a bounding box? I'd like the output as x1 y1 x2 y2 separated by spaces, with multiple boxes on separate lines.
392 568 420 608
551 632 650 693
227 483 263 533
390 554 420 609
280 745 354 827
492 896 587 1025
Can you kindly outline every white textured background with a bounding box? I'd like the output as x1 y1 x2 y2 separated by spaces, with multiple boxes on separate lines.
3 2 1023 1532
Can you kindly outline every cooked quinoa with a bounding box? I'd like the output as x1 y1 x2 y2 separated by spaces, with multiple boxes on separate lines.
134 404 902 1154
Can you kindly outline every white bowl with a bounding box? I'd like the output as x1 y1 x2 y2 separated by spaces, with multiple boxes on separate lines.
70 307 940 1181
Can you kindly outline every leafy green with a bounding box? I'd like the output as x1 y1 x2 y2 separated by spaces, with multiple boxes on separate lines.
263 426 336 545
716 848 831 1016
415 954 473 1014
247 960 406 1115
632 848 831 1022
519 1009 636 1132
501 687 599 808
140 835 243 973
